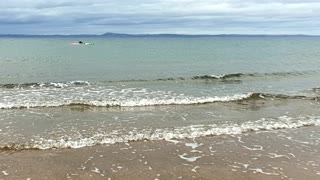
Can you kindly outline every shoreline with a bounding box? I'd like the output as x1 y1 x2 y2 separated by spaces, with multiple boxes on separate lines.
1 126 320 179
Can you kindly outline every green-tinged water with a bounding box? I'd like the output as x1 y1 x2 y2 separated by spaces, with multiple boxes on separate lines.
1 37 320 83
0 37 320 149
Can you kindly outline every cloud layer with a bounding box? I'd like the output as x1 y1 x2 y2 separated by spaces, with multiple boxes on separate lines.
1 0 320 34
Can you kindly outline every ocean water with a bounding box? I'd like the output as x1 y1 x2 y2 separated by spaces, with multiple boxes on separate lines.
0 37 320 149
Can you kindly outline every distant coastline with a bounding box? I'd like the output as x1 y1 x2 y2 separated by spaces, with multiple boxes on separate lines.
0 32 318 38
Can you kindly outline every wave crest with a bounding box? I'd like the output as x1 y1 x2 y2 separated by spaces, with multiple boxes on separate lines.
0 93 253 109
0 70 316 89
0 81 90 89
1 115 319 150
0 93 312 109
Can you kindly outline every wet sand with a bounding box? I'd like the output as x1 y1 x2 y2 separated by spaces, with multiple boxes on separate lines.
1 126 320 180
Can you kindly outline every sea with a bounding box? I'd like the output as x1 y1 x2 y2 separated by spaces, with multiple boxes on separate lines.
0 36 320 150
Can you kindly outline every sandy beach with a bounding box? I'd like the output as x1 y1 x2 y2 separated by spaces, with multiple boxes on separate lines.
1 125 320 180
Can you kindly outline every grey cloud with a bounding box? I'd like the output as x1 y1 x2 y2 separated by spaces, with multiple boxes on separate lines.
1 0 320 34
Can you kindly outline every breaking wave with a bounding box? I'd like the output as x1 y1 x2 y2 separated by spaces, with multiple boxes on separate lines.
1 115 319 150
0 93 252 109
0 70 316 89
0 92 313 109
0 81 90 89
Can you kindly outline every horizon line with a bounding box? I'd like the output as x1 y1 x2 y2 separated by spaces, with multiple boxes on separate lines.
0 32 319 37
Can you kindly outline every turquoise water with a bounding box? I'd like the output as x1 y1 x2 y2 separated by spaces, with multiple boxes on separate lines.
1 37 320 149
1 37 320 83
1 37 320 107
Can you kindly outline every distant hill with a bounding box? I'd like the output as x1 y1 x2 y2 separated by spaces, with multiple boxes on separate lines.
100 32 217 38
0 33 317 38
101 33 316 38
0 34 99 38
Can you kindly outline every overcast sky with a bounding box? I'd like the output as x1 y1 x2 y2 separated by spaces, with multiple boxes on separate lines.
1 0 320 35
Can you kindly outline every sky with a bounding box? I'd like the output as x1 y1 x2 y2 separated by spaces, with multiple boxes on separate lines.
1 0 320 35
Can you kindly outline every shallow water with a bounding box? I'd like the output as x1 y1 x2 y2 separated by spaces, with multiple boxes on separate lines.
1 126 320 179
0 37 320 149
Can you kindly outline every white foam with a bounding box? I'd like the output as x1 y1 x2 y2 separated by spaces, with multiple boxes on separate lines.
92 167 101 174
0 87 253 109
191 166 200 172
165 139 181 144
25 115 320 150
267 153 290 159
242 145 264 151
178 153 202 162
210 74 225 79
185 143 203 149
250 168 279 176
